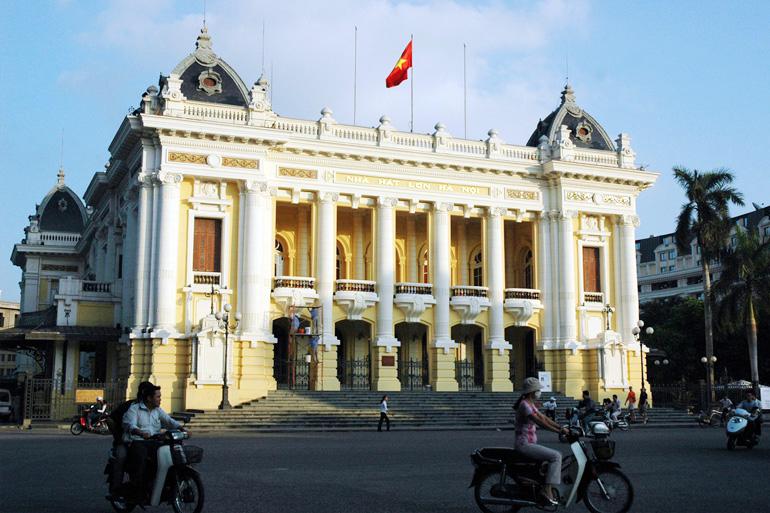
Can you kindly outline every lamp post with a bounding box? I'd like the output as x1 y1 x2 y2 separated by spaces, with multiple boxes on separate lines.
631 320 654 393
700 355 717 411
215 303 241 410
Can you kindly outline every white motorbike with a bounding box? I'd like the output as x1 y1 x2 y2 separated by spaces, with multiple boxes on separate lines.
471 427 633 513
726 407 762 450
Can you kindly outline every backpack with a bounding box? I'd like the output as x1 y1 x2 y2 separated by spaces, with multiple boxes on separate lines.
108 399 135 444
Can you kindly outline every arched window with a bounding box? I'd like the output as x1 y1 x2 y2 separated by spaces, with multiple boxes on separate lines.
336 245 344 280
420 248 430 283
523 249 533 289
471 247 483 287
274 240 285 277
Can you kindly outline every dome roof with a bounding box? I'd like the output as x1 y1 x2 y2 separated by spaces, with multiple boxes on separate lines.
526 84 615 151
37 168 87 233
167 27 250 107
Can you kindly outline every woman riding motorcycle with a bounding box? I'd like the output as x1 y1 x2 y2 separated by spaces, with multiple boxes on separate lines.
513 377 568 506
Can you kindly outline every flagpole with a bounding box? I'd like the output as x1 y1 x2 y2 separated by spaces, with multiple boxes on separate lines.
410 33 414 133
353 26 358 125
463 42 467 139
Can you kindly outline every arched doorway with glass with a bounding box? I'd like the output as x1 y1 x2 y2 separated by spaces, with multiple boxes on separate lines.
335 319 372 390
272 315 312 390
395 322 429 390
506 326 538 389
452 324 484 391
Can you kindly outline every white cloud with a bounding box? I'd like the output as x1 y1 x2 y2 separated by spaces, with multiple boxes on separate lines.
75 0 592 143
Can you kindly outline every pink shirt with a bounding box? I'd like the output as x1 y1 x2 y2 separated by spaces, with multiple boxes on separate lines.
515 399 539 447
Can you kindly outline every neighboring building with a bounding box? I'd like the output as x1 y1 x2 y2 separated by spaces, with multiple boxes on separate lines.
0 301 20 377
636 206 770 303
5 27 657 412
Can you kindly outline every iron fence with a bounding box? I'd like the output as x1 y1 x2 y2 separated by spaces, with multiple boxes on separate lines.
338 357 371 390
276 359 311 390
22 378 127 422
399 358 429 391
456 359 483 392
651 381 755 410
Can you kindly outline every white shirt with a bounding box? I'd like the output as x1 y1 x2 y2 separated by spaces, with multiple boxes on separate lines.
122 401 181 442
543 400 557 410
380 400 388 414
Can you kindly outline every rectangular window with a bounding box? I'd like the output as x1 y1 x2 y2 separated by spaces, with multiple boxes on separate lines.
0 313 4 327
193 218 222 272
117 254 123 279
78 341 107 384
669 265 676 272
660 252 667 261
669 250 676 259
582 247 601 293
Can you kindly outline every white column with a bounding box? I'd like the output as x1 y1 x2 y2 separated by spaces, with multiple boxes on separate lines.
153 172 182 336
353 211 365 279
104 225 116 282
406 216 417 282
374 197 399 348
619 215 641 343
316 192 339 348
505 222 515 288
241 181 276 342
486 207 509 348
297 205 309 276
146 179 160 328
121 200 137 330
457 220 467 285
432 202 455 347
536 213 554 344
558 210 577 344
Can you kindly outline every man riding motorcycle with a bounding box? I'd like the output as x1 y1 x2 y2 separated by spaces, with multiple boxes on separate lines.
87 396 108 429
736 391 763 436
122 383 187 498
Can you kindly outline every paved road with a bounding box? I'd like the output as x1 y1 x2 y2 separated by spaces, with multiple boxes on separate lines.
0 427 766 512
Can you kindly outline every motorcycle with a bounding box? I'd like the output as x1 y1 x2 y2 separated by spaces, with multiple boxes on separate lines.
71 410 110 436
104 429 204 513
559 408 612 442
603 410 630 432
470 428 633 513
726 408 762 450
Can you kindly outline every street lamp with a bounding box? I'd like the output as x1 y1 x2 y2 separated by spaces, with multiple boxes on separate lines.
700 355 717 410
632 320 654 393
215 303 241 410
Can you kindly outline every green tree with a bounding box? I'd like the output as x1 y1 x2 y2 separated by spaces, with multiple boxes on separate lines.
673 167 743 401
714 229 770 388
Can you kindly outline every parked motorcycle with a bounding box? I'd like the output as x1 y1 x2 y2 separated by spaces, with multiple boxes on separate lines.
105 429 204 513
726 407 762 450
470 428 633 513
70 410 110 436
559 408 612 442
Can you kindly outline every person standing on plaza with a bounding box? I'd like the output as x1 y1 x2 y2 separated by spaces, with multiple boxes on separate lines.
638 388 649 424
719 396 734 426
542 396 557 421
625 386 637 422
514 377 568 506
378 395 390 432
611 394 622 421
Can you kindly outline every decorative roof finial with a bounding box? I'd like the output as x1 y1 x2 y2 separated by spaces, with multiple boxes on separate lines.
560 83 576 104
194 26 217 65
57 166 65 187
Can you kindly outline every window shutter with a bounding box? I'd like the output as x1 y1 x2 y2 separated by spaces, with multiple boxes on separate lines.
582 247 601 292
193 218 222 272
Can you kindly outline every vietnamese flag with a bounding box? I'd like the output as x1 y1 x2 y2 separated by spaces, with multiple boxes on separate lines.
386 40 412 88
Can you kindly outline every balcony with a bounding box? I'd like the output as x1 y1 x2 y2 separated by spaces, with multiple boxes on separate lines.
394 282 435 323
450 286 490 325
583 291 605 304
192 271 222 286
52 277 117 327
503 288 542 326
271 276 318 314
81 281 111 294
334 280 378 320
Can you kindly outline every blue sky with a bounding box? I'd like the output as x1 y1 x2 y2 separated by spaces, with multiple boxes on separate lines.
1 0 769 302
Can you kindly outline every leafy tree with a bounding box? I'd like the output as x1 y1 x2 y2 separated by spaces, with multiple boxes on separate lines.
673 167 743 399
714 229 770 388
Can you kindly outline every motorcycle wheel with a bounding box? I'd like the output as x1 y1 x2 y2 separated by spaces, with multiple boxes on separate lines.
727 436 736 451
473 471 522 513
70 421 84 436
583 468 633 513
109 497 136 513
618 422 629 432
171 467 204 513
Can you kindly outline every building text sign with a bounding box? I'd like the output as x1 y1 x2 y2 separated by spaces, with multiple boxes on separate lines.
335 172 490 197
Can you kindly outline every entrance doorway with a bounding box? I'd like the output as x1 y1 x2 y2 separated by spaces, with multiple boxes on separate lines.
395 322 429 390
272 317 310 389
335 320 372 390
452 324 484 391
506 326 537 389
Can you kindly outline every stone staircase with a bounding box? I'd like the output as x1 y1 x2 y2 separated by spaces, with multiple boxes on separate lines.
180 390 697 432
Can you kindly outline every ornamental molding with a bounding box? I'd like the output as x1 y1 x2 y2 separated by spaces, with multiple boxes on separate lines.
377 196 398 208
506 189 539 201
487 206 507 218
434 201 454 213
157 171 183 185
565 189 632 207
222 157 258 169
318 191 339 203
168 151 258 169
168 152 206 165
278 167 318 179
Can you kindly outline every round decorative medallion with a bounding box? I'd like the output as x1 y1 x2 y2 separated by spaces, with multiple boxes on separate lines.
197 70 223 96
206 154 222 168
57 198 68 212
575 121 593 143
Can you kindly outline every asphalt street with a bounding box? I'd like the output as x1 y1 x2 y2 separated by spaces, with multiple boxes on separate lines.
0 426 766 513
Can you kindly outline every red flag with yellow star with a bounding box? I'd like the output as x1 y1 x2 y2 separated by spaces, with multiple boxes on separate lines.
386 40 412 88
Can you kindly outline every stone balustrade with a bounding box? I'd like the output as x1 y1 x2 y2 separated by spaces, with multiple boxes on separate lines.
504 288 541 300
193 271 222 286
451 286 489 298
336 279 377 293
274 276 316 289
395 282 433 295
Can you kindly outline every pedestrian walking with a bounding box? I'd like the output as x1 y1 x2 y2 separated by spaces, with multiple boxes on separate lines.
718 396 734 426
378 395 390 432
625 386 637 422
638 388 649 424
542 396 557 421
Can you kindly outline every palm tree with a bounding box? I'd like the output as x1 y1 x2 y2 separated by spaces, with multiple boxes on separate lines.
715 229 770 389
673 167 744 405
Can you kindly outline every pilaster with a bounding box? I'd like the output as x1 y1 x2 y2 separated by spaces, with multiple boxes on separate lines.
153 171 183 339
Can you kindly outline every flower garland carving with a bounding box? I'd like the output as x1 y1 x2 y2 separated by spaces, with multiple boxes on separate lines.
506 189 539 201
279 167 318 179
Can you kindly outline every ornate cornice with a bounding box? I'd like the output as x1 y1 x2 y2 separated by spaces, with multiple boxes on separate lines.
278 167 318 179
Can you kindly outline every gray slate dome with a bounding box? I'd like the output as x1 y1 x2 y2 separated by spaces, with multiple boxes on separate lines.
167 27 250 107
526 84 615 151
37 169 87 233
